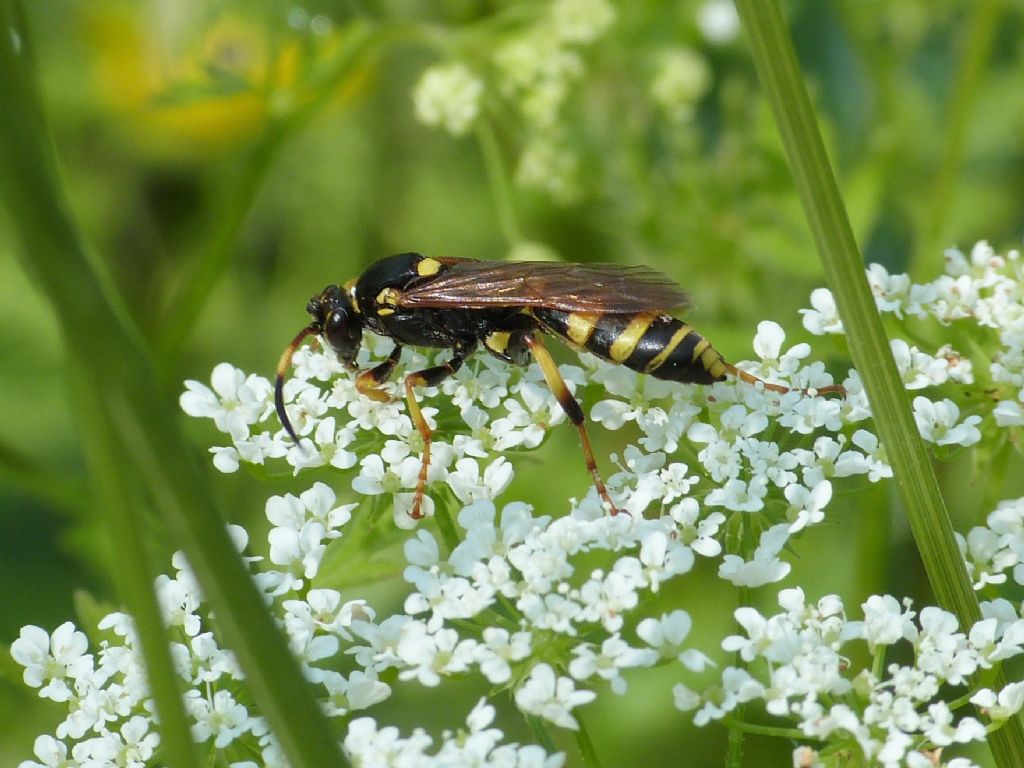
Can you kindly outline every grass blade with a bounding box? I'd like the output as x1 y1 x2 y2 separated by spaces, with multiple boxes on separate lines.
734 1 1024 763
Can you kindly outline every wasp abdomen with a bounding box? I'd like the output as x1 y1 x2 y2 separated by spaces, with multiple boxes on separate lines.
531 308 727 385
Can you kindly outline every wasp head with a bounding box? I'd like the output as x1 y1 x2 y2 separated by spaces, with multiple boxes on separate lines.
275 284 364 445
308 284 363 369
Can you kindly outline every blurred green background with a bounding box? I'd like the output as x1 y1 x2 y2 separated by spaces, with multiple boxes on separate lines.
2 0 1023 764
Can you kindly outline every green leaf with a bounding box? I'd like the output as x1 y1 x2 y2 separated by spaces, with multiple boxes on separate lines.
0 3 350 766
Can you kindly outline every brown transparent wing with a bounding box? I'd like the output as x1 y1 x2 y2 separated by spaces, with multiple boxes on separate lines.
397 260 692 313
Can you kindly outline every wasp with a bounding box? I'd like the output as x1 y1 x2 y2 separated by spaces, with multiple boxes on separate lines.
275 252 843 518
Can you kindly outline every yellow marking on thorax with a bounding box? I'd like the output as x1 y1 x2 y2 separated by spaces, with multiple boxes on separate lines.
485 331 511 355
416 257 443 277
608 313 657 363
376 287 399 307
644 323 695 373
375 287 400 316
566 312 600 346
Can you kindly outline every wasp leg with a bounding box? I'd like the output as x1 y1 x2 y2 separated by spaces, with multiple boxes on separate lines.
356 344 403 403
523 333 620 515
405 342 475 519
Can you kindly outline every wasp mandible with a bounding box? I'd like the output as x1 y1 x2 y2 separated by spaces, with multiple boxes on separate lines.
276 252 843 518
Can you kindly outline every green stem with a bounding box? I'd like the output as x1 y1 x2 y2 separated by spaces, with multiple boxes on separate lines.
0 4 349 766
0 6 198 767
720 717 807 742
574 714 603 768
725 720 745 768
155 120 290 371
726 585 753 768
156 20 376 369
733 2 1024 765
524 713 560 754
476 118 523 247
922 0 1002 262
979 434 1011 519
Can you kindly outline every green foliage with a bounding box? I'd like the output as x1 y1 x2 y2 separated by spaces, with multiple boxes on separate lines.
2 0 1024 766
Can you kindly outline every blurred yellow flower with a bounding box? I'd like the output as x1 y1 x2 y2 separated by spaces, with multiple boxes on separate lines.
82 2 363 158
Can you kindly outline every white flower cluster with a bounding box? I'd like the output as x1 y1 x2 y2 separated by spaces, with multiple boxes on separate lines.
409 0 617 201
959 496 1024 591
24 241 1024 765
803 241 1024 447
182 319 882 586
407 1 738 202
675 588 1024 768
649 48 711 123
412 62 484 136
11 485 565 767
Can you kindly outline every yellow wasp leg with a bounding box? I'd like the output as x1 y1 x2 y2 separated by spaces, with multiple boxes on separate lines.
403 343 473 519
524 333 620 514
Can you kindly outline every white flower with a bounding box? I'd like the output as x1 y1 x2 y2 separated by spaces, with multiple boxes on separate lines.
784 480 832 533
412 63 484 136
890 339 949 389
551 0 616 43
670 499 724 557
856 594 915 651
11 623 93 703
800 288 843 335
718 525 792 586
705 476 768 513
268 520 327 586
446 456 514 503
690 667 765 726
396 624 476 687
568 635 657 694
697 0 740 44
187 689 254 749
20 735 71 768
180 363 272 439
638 530 694 590
971 681 1024 720
515 134 580 202
649 48 710 122
912 396 982 446
474 628 532 684
514 663 596 730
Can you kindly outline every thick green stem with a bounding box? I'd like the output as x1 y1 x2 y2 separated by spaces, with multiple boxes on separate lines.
922 0 1002 261
733 1 1024 765
0 4 349 766
477 118 523 247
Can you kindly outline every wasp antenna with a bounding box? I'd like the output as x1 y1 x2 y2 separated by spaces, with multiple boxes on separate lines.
724 363 792 395
724 363 846 398
275 323 319 445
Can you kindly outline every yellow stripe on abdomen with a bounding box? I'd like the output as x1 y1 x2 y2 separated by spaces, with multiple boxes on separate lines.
644 323 695 373
608 313 658 362
566 312 600 346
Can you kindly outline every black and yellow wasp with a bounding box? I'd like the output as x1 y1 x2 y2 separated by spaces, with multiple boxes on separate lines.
276 252 841 518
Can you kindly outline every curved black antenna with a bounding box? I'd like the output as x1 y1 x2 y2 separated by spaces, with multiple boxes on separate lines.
275 323 319 444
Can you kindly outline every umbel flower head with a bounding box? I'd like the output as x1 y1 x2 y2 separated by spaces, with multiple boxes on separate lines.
16 241 1024 767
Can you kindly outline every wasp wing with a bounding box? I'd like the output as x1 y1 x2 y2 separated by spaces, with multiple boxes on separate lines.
396 260 692 313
